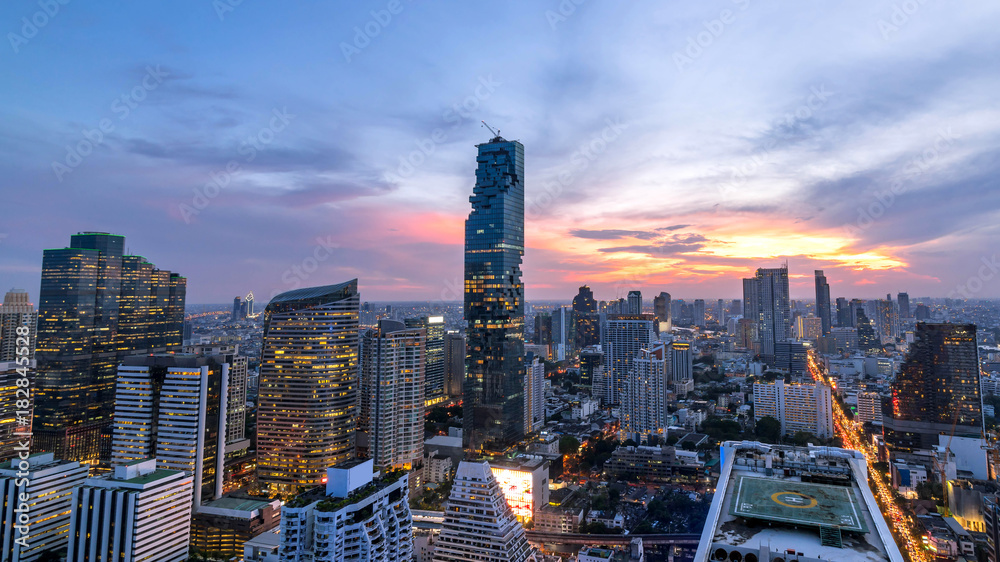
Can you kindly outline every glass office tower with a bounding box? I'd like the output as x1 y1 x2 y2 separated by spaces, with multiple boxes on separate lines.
463 134 525 452
33 232 185 465
256 280 360 497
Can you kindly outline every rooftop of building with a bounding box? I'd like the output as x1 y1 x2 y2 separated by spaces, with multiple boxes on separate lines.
198 495 279 515
285 468 406 511
697 441 903 562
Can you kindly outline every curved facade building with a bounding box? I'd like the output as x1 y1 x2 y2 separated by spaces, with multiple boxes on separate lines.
257 280 359 497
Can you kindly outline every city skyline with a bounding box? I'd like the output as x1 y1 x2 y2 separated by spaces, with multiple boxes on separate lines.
1 3 999 302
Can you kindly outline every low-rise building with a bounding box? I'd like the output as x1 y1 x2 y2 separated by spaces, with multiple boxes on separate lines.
603 445 705 481
190 495 281 559
424 449 453 484
534 488 587 534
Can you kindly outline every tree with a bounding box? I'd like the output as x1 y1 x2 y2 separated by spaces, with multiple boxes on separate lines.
790 431 817 446
755 416 782 443
559 435 581 455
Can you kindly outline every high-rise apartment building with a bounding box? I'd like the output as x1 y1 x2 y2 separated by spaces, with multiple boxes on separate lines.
897 292 910 319
33 232 185 465
405 315 444 406
600 315 656 405
884 323 982 451
463 134 525 452
669 341 694 398
814 270 832 336
551 306 574 360
653 292 672 332
0 289 37 362
573 286 599 348
432 461 535 562
110 350 245 509
743 266 790 363
753 380 834 438
280 459 413 562
68 459 194 562
0 361 34 462
857 391 884 425
533 313 552 346
622 342 668 443
257 280 360 497
444 331 465 398
579 346 604 395
0 453 89 562
693 299 706 328
359 319 425 474
525 356 545 433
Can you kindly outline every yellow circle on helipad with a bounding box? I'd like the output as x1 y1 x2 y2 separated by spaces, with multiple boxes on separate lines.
771 492 818 508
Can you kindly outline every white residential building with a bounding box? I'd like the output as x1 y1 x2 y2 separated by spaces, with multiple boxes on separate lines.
525 357 545 433
0 453 89 562
753 380 834 439
857 391 884 425
622 342 668 443
601 316 656 405
432 461 536 562
280 459 413 562
68 459 194 562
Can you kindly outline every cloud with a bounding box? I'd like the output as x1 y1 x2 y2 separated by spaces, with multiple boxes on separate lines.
569 229 659 240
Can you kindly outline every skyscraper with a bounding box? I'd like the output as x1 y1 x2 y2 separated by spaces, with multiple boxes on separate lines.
245 291 254 317
33 232 185 464
814 270 832 336
232 297 241 321
257 280 360 497
621 342 668 443
627 290 642 315
359 319 425 474
884 323 983 451
0 289 37 362
405 315 444 406
601 315 656 405
525 356 545 433
836 297 851 327
110 350 243 510
463 134 525 452
432 461 535 562
693 299 706 328
897 292 910 319
443 331 465 398
743 266 790 363
551 306 574 360
653 292 672 332
573 286 599 348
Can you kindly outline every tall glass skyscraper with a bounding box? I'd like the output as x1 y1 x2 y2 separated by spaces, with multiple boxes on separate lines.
256 280 359 497
33 232 185 465
884 322 982 451
814 270 832 336
743 266 790 363
463 134 525 452
405 315 444 406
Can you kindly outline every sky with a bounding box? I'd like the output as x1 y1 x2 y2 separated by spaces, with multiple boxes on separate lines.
1 1 999 304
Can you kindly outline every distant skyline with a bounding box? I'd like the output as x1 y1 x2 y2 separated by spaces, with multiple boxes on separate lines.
2 2 999 303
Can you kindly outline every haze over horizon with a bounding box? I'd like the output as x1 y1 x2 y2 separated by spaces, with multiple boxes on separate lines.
2 1 999 303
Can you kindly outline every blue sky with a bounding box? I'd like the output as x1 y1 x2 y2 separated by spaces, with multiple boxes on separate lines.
1 1 999 303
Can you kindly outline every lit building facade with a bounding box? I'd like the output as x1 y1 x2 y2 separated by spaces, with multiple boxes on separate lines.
0 289 37 362
433 460 535 562
68 459 194 562
405 315 445 406
814 270 832 336
33 232 185 465
753 380 834 438
622 342 668 443
279 459 413 562
463 135 526 452
359 319 425 474
743 266 790 362
489 456 549 523
0 453 89 562
884 323 982 451
600 315 656 406
257 281 360 497
573 286 599 348
525 356 545 433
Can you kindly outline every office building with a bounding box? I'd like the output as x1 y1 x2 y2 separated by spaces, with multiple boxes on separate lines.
444 331 465 398
743 266 791 362
190 496 281 560
574 286 600 348
669 341 694 398
773 341 809 377
604 445 706 481
359 319 425 475
533 313 552 346
406 315 445 406
579 346 604 391
33 232 185 464
525 356 545 433
832 327 859 352
857 391 884 425
795 316 823 342
627 291 642 315
68 458 194 562
695 442 904 562
280 459 413 562
551 306 574 360
653 292 672 332
257 280 360 497
693 299 706 328
0 289 37 362
856 309 882 353
897 292 910 319
232 296 242 321
871 299 900 343
463 134 526 452
836 297 852 327
110 349 245 509
0 453 89 562
245 291 254 317
814 270 832 336
0 361 35 462
884 323 982 451
432 460 535 562
621 342 668 443
600 315 655 405
753 380 834 438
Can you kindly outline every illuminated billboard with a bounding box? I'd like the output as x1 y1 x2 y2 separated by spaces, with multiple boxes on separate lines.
490 466 535 520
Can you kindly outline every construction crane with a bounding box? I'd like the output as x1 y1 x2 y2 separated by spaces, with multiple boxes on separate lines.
481 120 501 139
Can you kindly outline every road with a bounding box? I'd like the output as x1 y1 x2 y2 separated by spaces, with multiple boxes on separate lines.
807 353 927 562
